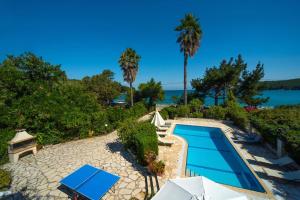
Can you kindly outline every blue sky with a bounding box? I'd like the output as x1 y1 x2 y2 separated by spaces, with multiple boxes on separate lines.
1 0 300 89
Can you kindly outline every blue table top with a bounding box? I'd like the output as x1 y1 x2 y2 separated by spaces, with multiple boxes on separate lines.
60 164 120 200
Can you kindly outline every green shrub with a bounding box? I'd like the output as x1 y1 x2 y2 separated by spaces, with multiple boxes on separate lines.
189 99 203 113
107 107 128 128
204 106 226 120
285 130 300 162
189 112 203 118
134 129 158 164
177 105 190 117
107 102 147 129
250 116 277 146
250 105 300 164
36 131 63 145
91 111 110 135
226 102 249 130
129 102 148 118
163 106 177 119
160 109 169 120
117 118 137 148
0 169 11 190
0 129 15 165
118 120 158 164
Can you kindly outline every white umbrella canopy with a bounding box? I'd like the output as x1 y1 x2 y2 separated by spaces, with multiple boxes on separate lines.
151 111 166 127
152 176 248 200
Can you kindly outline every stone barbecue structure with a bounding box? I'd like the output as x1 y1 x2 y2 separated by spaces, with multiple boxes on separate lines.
8 129 37 163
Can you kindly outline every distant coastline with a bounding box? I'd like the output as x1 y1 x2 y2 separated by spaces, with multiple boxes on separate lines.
159 89 300 107
261 78 300 90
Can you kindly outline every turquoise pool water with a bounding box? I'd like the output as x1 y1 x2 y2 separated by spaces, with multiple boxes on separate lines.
174 124 265 192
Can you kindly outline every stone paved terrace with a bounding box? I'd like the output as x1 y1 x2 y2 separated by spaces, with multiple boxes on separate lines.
2 131 169 199
1 112 184 200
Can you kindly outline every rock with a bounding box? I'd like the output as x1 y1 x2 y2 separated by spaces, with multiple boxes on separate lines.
129 174 139 181
119 189 132 195
127 182 136 189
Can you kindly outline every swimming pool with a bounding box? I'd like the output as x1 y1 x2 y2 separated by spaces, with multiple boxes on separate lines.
174 124 265 193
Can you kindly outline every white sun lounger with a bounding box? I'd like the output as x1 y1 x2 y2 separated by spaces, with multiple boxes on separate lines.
157 131 168 137
234 135 262 143
160 124 171 128
160 121 172 127
158 136 174 146
270 156 295 167
157 126 169 131
264 168 300 182
254 155 295 167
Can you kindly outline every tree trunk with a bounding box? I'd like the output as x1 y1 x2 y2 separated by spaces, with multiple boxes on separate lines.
130 82 133 107
184 54 188 105
223 84 227 103
214 89 219 106
214 95 218 106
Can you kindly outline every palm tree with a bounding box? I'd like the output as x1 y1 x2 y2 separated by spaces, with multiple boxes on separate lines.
175 14 202 105
119 48 141 106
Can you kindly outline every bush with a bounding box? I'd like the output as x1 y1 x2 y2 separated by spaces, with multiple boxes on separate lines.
160 109 169 120
36 130 63 145
149 160 165 175
107 102 147 129
285 130 300 162
134 129 158 164
163 106 178 119
0 129 15 165
189 112 203 118
118 120 158 164
226 102 249 130
250 116 277 146
189 99 203 113
0 169 11 190
250 105 300 164
176 105 190 117
204 106 226 120
117 118 138 148
107 107 128 128
91 111 110 135
128 102 148 118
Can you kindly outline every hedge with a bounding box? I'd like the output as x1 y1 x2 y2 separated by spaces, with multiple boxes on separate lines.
250 105 300 164
203 106 227 120
134 129 158 164
0 129 15 165
226 102 249 130
107 102 147 128
118 120 158 164
162 106 177 119
176 105 190 117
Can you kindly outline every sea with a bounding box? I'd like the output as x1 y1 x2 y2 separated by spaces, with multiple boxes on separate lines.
158 90 300 107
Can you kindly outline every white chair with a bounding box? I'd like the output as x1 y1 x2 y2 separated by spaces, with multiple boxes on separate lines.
157 131 168 137
158 136 174 146
157 126 169 131
269 156 295 167
265 169 300 182
233 134 262 143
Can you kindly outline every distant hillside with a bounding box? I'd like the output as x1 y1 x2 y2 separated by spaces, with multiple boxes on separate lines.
261 78 300 90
